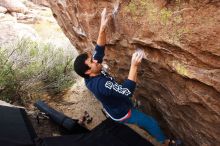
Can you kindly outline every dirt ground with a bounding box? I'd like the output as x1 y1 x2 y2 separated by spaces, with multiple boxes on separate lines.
28 78 105 136
47 78 106 130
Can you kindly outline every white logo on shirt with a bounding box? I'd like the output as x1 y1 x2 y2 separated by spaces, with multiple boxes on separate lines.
105 81 131 96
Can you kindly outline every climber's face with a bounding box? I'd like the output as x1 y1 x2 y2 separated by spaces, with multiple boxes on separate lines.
84 53 102 76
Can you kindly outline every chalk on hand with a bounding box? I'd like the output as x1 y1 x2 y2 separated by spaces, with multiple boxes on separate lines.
112 0 120 17
135 48 146 59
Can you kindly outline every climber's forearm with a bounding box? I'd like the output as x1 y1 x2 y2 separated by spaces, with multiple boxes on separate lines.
97 28 106 46
128 65 138 82
97 8 109 46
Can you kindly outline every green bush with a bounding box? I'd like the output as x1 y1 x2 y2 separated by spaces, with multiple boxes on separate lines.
0 39 76 104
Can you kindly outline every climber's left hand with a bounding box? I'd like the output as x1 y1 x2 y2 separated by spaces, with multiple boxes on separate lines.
100 8 111 32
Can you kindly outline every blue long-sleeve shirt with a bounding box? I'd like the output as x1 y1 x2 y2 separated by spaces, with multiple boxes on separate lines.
85 45 136 119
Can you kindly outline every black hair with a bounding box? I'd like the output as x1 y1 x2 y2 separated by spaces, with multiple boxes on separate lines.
74 53 90 79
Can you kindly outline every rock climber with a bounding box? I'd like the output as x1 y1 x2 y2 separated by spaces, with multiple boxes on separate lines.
73 8 178 146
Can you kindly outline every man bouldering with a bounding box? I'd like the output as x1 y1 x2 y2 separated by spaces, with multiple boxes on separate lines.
74 8 179 146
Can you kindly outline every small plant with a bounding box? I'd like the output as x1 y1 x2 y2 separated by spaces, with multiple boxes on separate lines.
125 0 174 25
126 1 137 15
172 61 189 77
0 39 76 104
160 8 172 25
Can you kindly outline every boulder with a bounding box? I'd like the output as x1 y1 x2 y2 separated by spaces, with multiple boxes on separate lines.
0 0 28 13
47 0 220 146
0 20 39 46
31 0 50 7
0 13 17 21
0 5 7 13
16 12 37 24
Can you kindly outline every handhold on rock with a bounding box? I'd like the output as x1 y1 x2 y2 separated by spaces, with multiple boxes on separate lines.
72 26 87 39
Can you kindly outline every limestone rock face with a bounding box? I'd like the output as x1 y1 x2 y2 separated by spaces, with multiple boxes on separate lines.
47 0 220 145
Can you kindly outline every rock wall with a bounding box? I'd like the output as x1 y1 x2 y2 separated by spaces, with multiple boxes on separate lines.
47 0 220 145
